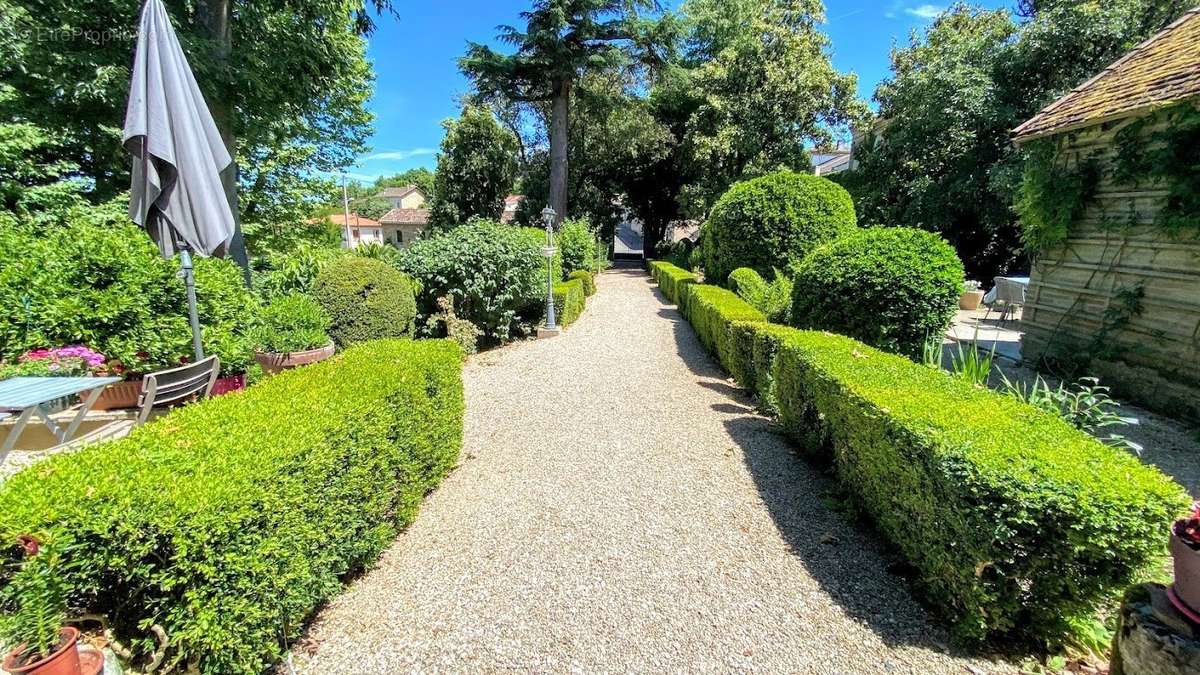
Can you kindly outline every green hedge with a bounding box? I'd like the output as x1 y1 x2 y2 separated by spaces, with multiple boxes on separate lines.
312 256 417 348
568 270 596 297
552 277 586 327
0 339 464 673
647 260 698 305
646 271 1188 645
730 323 1188 644
677 283 765 375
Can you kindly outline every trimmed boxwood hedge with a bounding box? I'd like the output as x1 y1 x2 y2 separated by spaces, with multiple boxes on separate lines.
552 277 587 327
312 256 418 348
647 260 698 305
704 171 857 285
0 339 464 673
790 227 964 359
568 269 596 297
647 274 1189 645
678 283 765 375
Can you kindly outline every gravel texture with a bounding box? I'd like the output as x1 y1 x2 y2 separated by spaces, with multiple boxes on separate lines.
289 267 1013 674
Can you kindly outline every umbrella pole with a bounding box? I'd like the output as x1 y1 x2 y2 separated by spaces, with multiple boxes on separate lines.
178 246 205 361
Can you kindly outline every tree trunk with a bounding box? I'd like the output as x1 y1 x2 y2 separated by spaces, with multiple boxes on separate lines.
548 77 571 224
198 0 252 286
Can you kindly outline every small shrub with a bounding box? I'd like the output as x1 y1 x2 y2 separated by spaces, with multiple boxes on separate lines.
552 277 586 327
655 238 693 271
0 340 464 673
790 227 964 359
251 293 331 353
558 218 597 275
704 171 856 284
728 267 793 323
427 296 482 356
647 260 698 305
568 270 596 296
399 223 555 342
312 256 417 348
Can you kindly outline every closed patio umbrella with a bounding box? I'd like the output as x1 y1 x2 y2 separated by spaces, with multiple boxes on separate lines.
122 0 236 361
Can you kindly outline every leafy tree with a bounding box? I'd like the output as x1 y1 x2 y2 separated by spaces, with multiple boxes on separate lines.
350 196 395 221
428 106 519 228
460 0 672 223
844 0 1189 282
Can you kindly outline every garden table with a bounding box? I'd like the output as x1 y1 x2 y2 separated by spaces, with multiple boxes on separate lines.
0 376 122 460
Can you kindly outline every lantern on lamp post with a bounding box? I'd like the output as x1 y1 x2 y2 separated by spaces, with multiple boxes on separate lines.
539 206 560 337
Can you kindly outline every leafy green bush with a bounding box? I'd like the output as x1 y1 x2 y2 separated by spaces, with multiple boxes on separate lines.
552 277 586 327
251 293 331 353
790 228 964 359
647 260 698 305
655 238 694 271
678 283 765 375
763 327 1188 644
728 267 792 323
312 256 417 348
0 220 257 376
568 270 596 297
399 222 556 342
0 339 464 673
704 171 856 285
558 218 598 275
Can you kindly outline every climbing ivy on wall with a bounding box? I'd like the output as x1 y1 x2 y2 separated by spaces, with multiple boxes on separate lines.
1016 101 1200 256
1014 139 1102 254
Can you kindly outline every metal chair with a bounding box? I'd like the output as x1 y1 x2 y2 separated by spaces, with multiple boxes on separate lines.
987 277 1027 324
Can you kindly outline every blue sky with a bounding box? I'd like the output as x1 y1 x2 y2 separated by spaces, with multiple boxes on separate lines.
344 0 1009 183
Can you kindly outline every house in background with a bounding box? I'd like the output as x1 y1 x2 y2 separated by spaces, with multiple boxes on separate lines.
501 194 525 224
375 185 431 246
1012 8 1200 422
326 213 384 248
812 141 853 176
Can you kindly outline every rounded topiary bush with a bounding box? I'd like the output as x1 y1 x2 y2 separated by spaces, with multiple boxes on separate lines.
312 256 417 348
790 228 964 359
704 171 856 285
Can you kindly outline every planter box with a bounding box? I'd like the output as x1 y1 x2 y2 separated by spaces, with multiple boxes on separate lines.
959 289 985 310
254 343 335 376
211 374 245 397
92 380 141 411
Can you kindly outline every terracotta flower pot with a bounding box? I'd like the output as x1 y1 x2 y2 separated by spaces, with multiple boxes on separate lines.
91 380 142 411
1171 532 1200 616
959 289 985 310
254 342 335 376
2 627 103 675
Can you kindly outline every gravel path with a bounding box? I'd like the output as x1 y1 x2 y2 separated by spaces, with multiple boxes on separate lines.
290 267 1012 674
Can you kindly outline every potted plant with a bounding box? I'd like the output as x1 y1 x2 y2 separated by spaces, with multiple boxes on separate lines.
959 280 985 310
251 293 334 375
1170 503 1200 619
0 536 102 675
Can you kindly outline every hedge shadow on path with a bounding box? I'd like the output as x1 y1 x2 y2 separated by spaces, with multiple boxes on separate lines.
645 270 979 657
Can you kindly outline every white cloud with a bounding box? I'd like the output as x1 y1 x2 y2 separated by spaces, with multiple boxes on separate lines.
361 148 437 162
904 4 945 20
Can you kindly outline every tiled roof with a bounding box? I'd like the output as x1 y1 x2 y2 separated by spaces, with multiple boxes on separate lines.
504 194 525 207
380 208 430 225
376 185 422 199
320 213 382 228
1014 9 1200 142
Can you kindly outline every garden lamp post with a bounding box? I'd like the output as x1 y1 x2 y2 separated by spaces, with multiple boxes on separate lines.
539 205 560 338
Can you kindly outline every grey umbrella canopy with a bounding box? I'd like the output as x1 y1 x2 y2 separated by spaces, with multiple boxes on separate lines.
122 0 236 360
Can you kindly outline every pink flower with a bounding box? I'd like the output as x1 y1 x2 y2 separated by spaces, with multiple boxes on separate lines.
16 535 39 557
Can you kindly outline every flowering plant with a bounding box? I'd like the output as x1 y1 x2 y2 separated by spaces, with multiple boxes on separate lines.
1174 502 1200 550
0 346 108 380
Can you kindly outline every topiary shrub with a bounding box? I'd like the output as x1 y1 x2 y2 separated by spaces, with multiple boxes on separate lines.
704 171 856 285
0 339 464 673
647 260 698 305
312 256 417 348
398 222 553 342
568 270 596 296
250 293 331 353
790 227 964 359
677 283 766 376
728 267 792 324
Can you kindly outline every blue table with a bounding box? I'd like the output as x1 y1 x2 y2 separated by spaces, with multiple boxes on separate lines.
0 377 122 459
